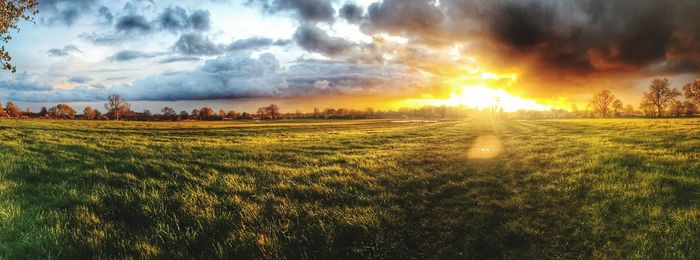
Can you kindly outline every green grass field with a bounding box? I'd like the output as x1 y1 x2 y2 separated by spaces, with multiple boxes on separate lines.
1 119 699 258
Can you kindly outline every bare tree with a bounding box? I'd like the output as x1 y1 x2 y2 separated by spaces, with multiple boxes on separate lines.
0 0 38 72
256 107 266 119
105 94 131 120
266 104 280 119
161 107 176 119
589 89 619 117
683 79 700 104
670 100 685 117
641 78 680 117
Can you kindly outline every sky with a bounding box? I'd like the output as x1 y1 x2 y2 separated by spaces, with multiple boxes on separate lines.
0 0 699 113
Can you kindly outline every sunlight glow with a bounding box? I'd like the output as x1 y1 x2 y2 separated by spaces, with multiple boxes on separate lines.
399 68 553 112
404 86 552 112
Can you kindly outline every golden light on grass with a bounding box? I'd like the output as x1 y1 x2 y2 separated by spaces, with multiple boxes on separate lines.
468 135 502 159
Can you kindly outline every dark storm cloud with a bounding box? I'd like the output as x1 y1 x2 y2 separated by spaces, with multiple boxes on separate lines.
247 0 336 22
293 24 353 56
339 2 364 23
293 24 382 62
189 10 212 31
47 45 83 56
173 33 225 56
115 14 152 33
361 0 700 76
227 37 290 52
367 0 443 37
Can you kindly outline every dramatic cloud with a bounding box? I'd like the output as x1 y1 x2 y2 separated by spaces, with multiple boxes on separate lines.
156 6 211 32
93 5 211 46
367 0 443 38
247 0 336 22
47 45 83 57
4 54 427 102
173 33 224 56
363 0 700 77
189 10 212 31
293 24 382 62
115 14 152 33
293 24 353 56
6 0 699 106
339 3 364 23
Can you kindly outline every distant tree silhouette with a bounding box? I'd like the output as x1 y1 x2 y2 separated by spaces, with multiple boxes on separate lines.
623 104 636 117
256 104 280 119
670 100 685 117
5 102 21 117
83 106 100 120
612 99 623 117
49 104 76 119
589 89 619 117
105 94 131 120
683 79 700 104
641 78 680 117
179 110 189 119
161 107 176 119
0 0 38 72
199 107 214 120
139 110 152 120
683 101 697 116
38 106 48 118
226 110 238 119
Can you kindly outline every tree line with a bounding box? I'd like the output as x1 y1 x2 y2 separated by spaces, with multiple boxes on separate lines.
1 78 698 121
582 78 700 118
0 94 474 121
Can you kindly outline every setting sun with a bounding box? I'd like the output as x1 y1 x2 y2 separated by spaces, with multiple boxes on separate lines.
409 86 553 112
